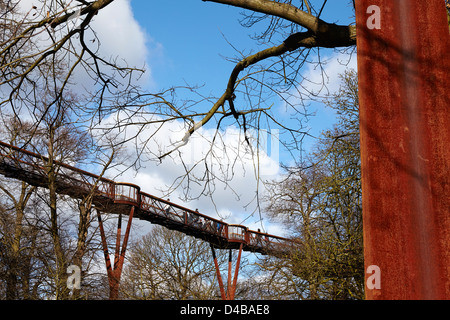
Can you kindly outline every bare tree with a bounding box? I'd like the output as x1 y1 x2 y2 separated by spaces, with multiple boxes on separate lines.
157 0 356 148
0 102 119 299
121 226 244 300
1 1 358 197
91 1 359 208
261 70 363 300
0 0 131 299
0 118 38 299
0 182 36 299
1 0 142 116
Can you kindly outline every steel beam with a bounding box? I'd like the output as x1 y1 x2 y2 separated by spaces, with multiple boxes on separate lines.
356 0 450 299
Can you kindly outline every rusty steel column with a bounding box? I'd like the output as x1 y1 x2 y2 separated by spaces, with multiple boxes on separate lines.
229 244 243 300
356 0 450 299
210 245 227 300
210 244 243 300
97 206 135 300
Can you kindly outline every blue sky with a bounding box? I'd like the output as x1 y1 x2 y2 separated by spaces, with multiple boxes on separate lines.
91 0 357 237
130 0 356 92
131 1 250 90
128 0 356 145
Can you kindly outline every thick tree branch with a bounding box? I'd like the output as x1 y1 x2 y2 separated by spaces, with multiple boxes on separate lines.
50 0 114 29
203 0 319 31
203 0 356 42
169 30 345 158
165 8 357 159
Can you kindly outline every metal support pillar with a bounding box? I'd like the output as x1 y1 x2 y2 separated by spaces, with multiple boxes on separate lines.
97 206 135 300
211 244 243 300
356 0 450 299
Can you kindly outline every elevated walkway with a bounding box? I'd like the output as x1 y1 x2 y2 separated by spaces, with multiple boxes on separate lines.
0 140 291 256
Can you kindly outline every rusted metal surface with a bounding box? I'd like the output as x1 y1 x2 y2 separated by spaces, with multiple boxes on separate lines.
211 245 227 300
356 0 450 299
230 244 243 300
97 207 135 300
211 244 243 300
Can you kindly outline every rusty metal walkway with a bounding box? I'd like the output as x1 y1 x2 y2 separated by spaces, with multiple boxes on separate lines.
0 140 291 256
0 140 294 299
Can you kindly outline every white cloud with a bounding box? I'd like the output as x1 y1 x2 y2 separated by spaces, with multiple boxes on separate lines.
10 2 287 241
12 0 157 106
277 51 357 152
303 51 357 130
90 0 152 85
302 51 357 96
92 55 358 241
98 112 283 235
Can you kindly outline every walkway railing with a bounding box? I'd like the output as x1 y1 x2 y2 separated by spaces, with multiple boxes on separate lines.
0 140 292 255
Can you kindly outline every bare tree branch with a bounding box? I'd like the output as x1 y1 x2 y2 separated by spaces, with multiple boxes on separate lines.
203 0 356 44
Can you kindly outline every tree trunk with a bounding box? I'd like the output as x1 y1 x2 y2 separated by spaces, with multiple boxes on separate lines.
47 127 68 300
